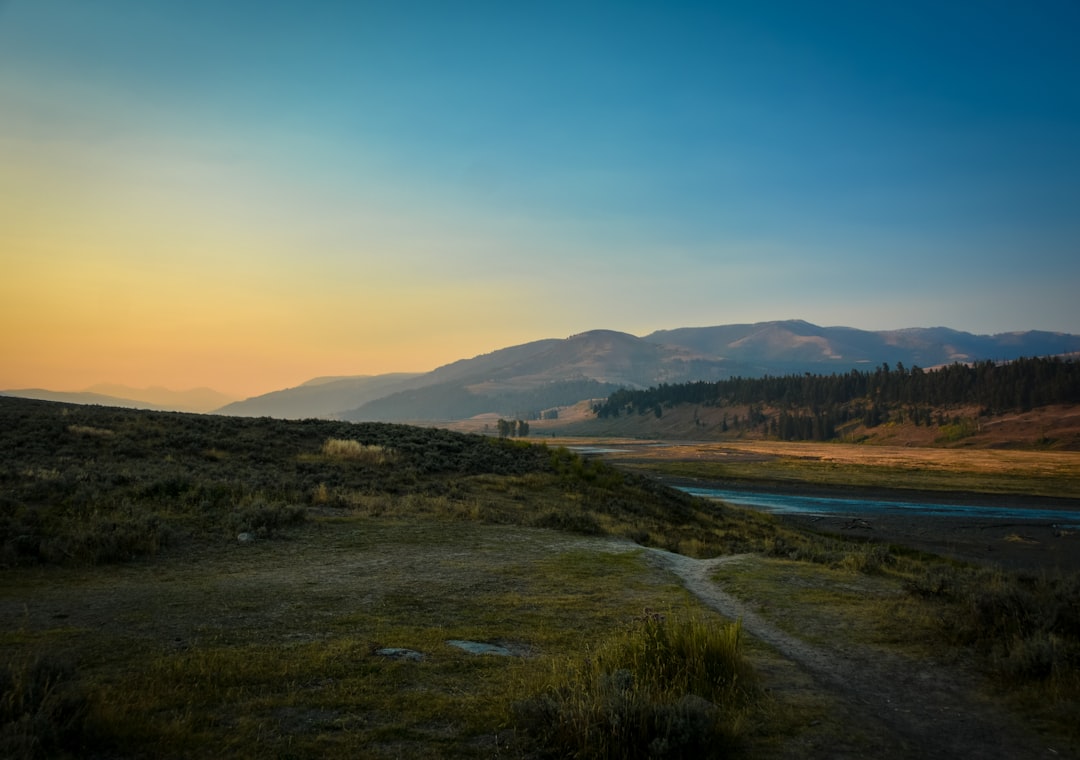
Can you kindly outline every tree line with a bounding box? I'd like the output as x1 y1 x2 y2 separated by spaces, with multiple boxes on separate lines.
496 418 530 438
592 356 1080 441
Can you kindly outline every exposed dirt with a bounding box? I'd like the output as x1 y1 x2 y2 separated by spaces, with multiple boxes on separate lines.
648 549 1072 759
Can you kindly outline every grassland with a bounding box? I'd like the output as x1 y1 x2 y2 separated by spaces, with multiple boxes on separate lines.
2 398 1079 758
1 520 708 758
561 438 1080 499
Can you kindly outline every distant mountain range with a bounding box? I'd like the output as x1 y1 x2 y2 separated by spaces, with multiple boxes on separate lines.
211 321 1080 421
643 321 1080 371
5 321 1079 421
213 374 424 418
0 384 236 413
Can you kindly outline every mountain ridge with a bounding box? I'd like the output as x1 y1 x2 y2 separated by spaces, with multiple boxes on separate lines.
7 321 1078 420
247 321 1080 421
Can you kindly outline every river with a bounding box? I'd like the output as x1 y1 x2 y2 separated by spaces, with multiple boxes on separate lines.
677 486 1080 529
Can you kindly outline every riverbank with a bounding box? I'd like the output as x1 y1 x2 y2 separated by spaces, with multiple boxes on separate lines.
569 436 1080 572
778 510 1080 573
656 475 1080 573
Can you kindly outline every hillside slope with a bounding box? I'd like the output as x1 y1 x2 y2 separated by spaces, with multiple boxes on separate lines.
341 330 743 422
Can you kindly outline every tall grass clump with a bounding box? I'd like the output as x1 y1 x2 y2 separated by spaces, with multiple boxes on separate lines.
321 438 394 465
1 505 172 567
1 655 89 759
513 611 758 759
228 501 307 537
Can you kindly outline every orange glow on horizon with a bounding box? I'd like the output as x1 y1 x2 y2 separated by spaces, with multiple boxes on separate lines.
1 244 550 398
1 330 522 400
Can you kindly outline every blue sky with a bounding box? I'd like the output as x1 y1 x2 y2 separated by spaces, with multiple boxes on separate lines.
2 1 1078 395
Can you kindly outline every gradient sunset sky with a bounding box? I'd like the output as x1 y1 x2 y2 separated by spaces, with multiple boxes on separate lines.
3 1 1078 398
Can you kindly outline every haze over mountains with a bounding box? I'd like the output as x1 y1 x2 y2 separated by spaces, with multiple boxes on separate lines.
0 384 236 414
5 321 1079 421
213 374 424 419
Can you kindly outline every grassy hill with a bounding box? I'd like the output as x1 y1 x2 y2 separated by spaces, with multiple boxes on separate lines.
0 397 774 567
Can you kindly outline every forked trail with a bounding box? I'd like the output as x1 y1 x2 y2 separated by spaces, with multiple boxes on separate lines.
648 549 1067 760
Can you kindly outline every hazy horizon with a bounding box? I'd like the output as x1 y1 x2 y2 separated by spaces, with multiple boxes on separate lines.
3 2 1078 398
6 319 1080 402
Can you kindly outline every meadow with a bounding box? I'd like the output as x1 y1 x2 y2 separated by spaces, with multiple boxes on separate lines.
1 397 1078 758
595 438 1080 498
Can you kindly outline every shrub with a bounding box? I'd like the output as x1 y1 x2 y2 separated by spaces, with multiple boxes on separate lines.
229 503 307 536
531 509 605 536
935 418 977 443
838 543 893 575
321 438 394 465
994 632 1063 681
0 655 89 759
513 612 757 759
3 509 172 567
905 565 956 598
66 425 114 438
906 565 1080 687
40 514 172 565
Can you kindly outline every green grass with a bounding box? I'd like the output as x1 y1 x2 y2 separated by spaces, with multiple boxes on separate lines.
1 519 700 758
708 557 930 652
707 553 1080 745
512 611 758 759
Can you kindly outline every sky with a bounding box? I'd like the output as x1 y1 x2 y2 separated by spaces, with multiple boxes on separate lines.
2 0 1078 398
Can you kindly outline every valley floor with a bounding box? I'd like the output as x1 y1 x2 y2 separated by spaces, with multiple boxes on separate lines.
574 437 1080 572
4 520 1072 758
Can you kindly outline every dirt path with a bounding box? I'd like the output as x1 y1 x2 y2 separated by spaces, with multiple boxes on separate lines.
647 549 1067 760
